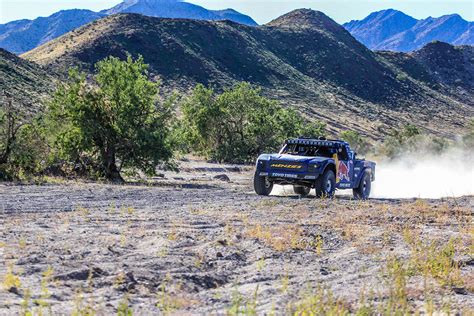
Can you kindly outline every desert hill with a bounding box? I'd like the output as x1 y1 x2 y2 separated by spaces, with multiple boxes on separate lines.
377 42 474 104
17 10 474 139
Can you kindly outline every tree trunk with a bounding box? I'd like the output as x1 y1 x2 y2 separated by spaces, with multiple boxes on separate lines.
0 98 16 165
0 144 11 165
102 146 124 183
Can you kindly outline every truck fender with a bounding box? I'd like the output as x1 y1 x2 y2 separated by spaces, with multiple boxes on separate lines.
322 162 336 177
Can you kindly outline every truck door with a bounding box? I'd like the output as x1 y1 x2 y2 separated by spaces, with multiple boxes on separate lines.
336 146 354 188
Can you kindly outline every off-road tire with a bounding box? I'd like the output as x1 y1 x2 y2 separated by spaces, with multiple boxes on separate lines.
353 171 371 200
315 169 336 198
293 185 311 197
254 172 273 196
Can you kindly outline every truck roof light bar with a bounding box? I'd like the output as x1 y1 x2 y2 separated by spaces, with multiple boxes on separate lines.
286 139 341 147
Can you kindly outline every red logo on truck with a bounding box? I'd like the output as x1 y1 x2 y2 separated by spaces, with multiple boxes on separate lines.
338 161 350 182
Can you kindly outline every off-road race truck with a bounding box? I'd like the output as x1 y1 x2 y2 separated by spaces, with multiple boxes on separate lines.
254 137 376 199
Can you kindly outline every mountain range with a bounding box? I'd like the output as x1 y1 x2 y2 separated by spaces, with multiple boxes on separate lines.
4 9 471 140
344 9 473 51
0 0 257 54
1 2 473 55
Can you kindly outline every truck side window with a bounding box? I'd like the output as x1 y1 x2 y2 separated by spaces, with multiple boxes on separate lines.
338 147 350 160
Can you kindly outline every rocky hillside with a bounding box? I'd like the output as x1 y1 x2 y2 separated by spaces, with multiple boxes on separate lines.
0 0 256 54
377 42 474 104
20 10 474 139
413 42 474 89
345 9 473 51
0 48 57 112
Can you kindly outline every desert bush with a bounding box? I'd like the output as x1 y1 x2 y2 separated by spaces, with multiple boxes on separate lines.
462 119 474 148
177 82 325 163
8 122 50 178
289 286 350 315
47 54 175 182
227 286 259 315
383 257 409 314
339 130 371 156
403 231 464 288
378 124 450 159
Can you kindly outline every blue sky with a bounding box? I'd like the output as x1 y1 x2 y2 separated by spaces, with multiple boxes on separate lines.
1 0 473 24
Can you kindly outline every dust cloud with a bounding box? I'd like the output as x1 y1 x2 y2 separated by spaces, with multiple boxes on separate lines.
371 147 474 199
269 147 474 199
270 184 293 196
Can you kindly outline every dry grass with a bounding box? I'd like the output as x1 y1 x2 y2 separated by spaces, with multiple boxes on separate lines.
245 223 324 253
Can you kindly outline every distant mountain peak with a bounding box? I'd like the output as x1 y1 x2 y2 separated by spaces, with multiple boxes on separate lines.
0 9 105 54
344 9 473 52
103 0 257 24
0 0 257 54
215 8 239 14
368 9 401 17
445 13 463 18
343 8 417 49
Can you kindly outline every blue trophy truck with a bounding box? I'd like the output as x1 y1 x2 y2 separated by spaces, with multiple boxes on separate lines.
253 137 376 199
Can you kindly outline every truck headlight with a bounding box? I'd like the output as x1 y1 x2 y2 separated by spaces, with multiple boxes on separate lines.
308 164 318 172
257 160 265 169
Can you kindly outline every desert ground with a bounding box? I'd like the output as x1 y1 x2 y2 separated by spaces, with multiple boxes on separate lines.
0 159 472 315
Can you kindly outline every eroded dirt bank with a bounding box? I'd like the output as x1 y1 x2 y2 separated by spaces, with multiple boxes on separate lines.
0 161 472 314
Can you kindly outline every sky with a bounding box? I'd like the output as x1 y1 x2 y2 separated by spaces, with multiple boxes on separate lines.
1 0 473 24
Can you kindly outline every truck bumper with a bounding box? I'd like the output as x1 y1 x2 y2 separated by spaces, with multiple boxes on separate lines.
259 172 317 180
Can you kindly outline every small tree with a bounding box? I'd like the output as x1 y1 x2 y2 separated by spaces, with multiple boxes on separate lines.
0 97 47 180
0 96 33 179
48 55 174 182
179 82 325 163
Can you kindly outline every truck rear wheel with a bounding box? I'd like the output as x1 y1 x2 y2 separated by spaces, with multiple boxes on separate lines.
315 169 336 198
294 185 311 197
254 172 273 196
353 171 371 200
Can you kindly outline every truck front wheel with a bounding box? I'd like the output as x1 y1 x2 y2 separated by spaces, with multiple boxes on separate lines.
294 185 311 197
353 171 371 200
315 169 336 198
254 172 273 196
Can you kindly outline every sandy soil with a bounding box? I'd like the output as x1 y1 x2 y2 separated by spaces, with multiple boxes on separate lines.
0 159 472 315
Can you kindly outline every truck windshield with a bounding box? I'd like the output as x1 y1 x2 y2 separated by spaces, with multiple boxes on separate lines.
280 144 334 158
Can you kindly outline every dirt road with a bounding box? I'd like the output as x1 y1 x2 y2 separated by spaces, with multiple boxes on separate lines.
0 160 472 314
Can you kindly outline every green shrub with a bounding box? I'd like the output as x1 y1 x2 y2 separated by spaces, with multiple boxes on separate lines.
178 82 325 163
